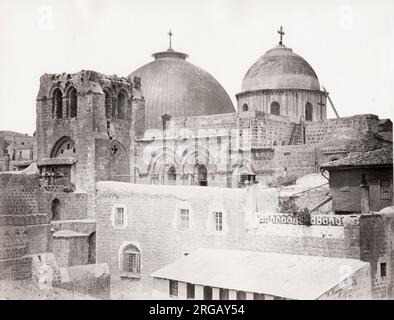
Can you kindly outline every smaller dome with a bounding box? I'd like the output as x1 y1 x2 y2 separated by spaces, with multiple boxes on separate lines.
242 44 320 92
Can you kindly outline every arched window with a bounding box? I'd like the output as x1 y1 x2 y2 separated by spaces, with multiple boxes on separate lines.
51 137 75 158
117 91 127 119
168 166 176 184
104 89 113 119
51 199 61 220
306 103 313 121
68 87 78 118
53 88 63 119
270 102 280 116
121 244 141 275
273 141 278 146
242 103 248 112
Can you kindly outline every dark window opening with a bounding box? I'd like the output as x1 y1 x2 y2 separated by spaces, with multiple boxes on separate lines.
306 102 313 121
219 288 229 300
169 280 178 297
104 89 113 118
197 165 208 186
380 179 392 200
117 91 127 119
68 87 78 118
381 263 387 277
203 286 212 300
168 166 176 184
253 293 265 300
242 103 248 112
51 199 61 220
236 291 246 300
53 88 63 119
186 283 195 299
270 102 280 116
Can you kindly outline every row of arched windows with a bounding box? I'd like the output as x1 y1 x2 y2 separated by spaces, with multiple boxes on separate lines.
51 87 129 120
52 87 78 119
241 101 314 121
104 89 128 120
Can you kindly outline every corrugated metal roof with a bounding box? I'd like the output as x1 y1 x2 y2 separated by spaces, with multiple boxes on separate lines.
150 248 368 300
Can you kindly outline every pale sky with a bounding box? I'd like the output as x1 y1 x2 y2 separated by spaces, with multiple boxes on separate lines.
0 0 393 136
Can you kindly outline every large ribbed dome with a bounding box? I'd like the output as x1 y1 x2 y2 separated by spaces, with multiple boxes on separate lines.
242 44 320 92
129 49 235 129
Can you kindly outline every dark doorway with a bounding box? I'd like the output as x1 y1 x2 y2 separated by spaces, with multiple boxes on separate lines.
197 165 208 186
51 199 61 220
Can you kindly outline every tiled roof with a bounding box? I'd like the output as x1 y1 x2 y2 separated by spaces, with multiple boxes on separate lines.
320 147 393 169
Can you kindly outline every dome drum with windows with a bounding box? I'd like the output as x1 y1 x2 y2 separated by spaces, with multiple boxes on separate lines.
236 27 327 122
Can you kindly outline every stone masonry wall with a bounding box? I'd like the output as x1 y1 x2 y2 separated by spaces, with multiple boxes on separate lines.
95 182 380 299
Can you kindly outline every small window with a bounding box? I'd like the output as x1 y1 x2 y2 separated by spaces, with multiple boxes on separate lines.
253 293 265 300
203 286 212 300
381 263 387 278
215 212 223 232
169 280 178 297
380 179 392 200
186 283 195 299
168 166 176 185
242 103 248 112
270 102 280 116
219 288 229 300
122 245 140 275
115 207 125 226
236 291 246 300
179 209 190 231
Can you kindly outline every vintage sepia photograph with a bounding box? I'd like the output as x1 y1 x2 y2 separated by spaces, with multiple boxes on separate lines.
0 0 393 304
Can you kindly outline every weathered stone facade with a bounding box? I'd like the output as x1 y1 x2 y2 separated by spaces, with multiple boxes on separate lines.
95 182 394 299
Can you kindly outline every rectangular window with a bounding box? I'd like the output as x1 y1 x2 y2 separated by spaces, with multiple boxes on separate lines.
380 179 392 200
219 288 229 300
203 286 212 300
236 291 246 300
179 209 189 231
123 251 140 274
381 263 387 278
169 280 178 297
253 293 265 300
215 212 223 232
115 207 124 226
186 283 195 299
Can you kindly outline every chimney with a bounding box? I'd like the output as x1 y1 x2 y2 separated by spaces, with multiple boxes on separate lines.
360 174 370 213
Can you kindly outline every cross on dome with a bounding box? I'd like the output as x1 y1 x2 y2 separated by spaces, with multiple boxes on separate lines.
278 26 285 45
